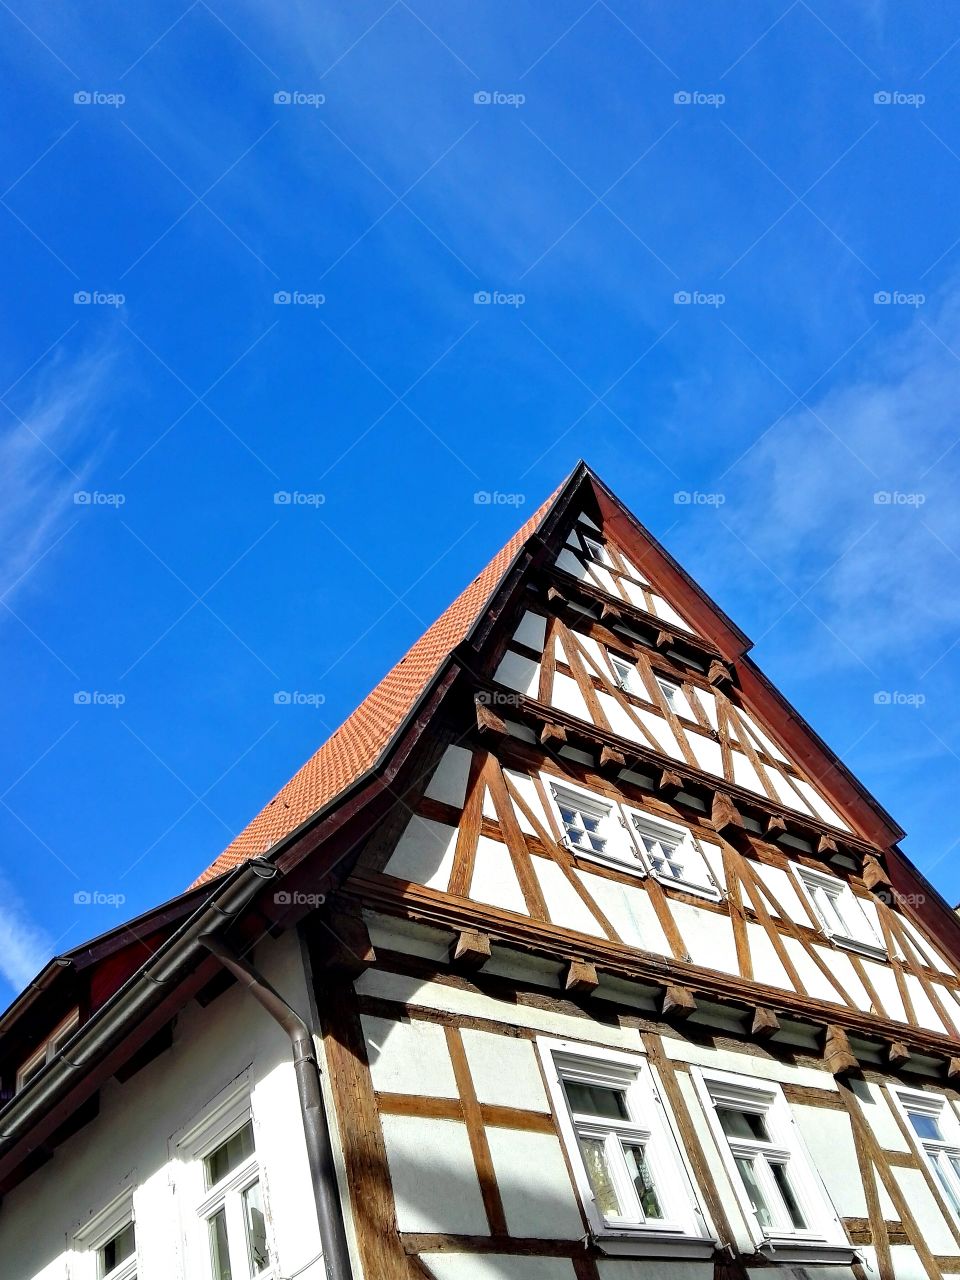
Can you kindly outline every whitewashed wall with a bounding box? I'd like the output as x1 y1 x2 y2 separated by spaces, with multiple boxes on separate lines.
0 931 323 1280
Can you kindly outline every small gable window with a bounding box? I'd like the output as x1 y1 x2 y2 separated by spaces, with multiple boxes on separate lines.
793 866 884 958
583 535 609 565
654 676 683 715
610 653 640 694
16 1008 79 1092
628 811 721 901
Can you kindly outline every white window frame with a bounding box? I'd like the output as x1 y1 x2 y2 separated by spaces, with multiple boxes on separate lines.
543 776 641 875
538 1038 714 1256
693 1067 851 1262
654 675 688 719
889 1086 960 1219
74 1188 137 1280
625 807 722 902
608 652 641 695
792 865 885 959
176 1085 274 1280
582 535 610 565
17 1007 79 1092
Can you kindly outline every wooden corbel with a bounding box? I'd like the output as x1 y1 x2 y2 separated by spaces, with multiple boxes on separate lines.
320 913 377 977
475 697 507 738
655 629 675 652
546 585 565 611
657 768 683 797
862 854 892 892
599 745 626 775
712 790 744 838
662 985 697 1019
947 1057 960 1082
538 720 567 747
751 1006 781 1040
765 813 787 838
888 1041 911 1069
564 958 599 994
600 602 622 626
450 928 491 970
824 1025 859 1076
707 658 732 688
817 834 839 857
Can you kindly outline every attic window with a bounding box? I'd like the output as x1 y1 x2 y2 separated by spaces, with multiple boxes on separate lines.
628 811 720 901
583 536 609 565
793 866 884 958
16 1008 79 1092
610 654 640 694
654 676 683 715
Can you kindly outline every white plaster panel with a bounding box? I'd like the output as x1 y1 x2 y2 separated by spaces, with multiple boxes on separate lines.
428 1256 576 1280
514 611 546 651
697 839 726 890
354 970 646 1050
892 1166 958 1255
747 1270 855 1280
900 913 954 974
494 650 540 697
846 1078 911 1152
603 695 646 743
780 936 844 1004
620 578 648 607
752 862 807 921
744 922 793 991
889 1246 933 1280
532 855 606 937
637 707 680 757
810 945 872 1010
697 690 719 732
903 974 947 1034
380 1115 489 1235
598 1263 713 1280
425 745 473 808
862 961 907 1023
675 1072 754 1252
618 550 646 582
662 1038 838 1090
470 836 529 915
552 672 592 721
792 777 847 828
574 870 672 956
792 1104 865 1217
485 1128 584 1239
591 564 619 595
671 901 740 976
383 816 457 890
688 734 723 778
460 1030 550 1112
505 770 547 834
731 750 765 795
555 547 587 580
577 633 607 667
362 1015 458 1098
652 595 693 632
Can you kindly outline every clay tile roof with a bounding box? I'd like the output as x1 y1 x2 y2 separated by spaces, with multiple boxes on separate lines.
192 488 563 886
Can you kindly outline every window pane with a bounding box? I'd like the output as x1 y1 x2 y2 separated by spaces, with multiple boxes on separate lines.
940 1156 960 1216
577 1136 621 1217
769 1160 807 1229
564 1080 629 1120
99 1222 135 1277
623 1143 662 1219
205 1120 255 1188
910 1112 944 1142
243 1180 270 1275
208 1209 232 1280
717 1107 769 1142
735 1156 773 1229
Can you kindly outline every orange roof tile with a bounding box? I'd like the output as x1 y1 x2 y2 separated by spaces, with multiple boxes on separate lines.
193 488 562 885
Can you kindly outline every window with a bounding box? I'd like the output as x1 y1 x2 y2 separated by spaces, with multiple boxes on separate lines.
891 1088 960 1218
694 1069 849 1260
610 654 640 694
75 1192 137 1280
547 782 637 872
16 1008 79 1092
179 1093 273 1280
654 676 683 715
628 811 720 901
539 1039 713 1252
99 1222 136 1280
793 866 884 958
583 536 609 565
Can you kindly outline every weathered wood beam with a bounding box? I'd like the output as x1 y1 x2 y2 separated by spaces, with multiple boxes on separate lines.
862 854 892 892
320 912 377 976
817 834 839 856
600 602 622 625
545 585 565 610
655 629 675 651
948 1057 960 1082
657 768 683 797
707 658 732 688
765 813 787 837
564 958 599 994
475 699 507 738
751 1006 781 1040
599 745 626 775
450 929 491 970
662 984 697 1019
888 1040 911 1069
538 720 567 747
825 1024 859 1076
712 790 744 837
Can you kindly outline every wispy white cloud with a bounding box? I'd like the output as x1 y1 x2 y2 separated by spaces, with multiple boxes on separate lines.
0 348 114 602
0 874 53 993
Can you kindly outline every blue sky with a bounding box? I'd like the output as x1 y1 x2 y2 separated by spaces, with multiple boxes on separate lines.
2 0 960 1000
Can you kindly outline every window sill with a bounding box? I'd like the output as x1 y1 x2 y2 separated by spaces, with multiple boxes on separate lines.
593 1231 717 1259
827 934 887 961
756 1236 858 1265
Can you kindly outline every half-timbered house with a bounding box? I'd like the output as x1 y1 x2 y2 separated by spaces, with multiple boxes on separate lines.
3 462 960 1280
